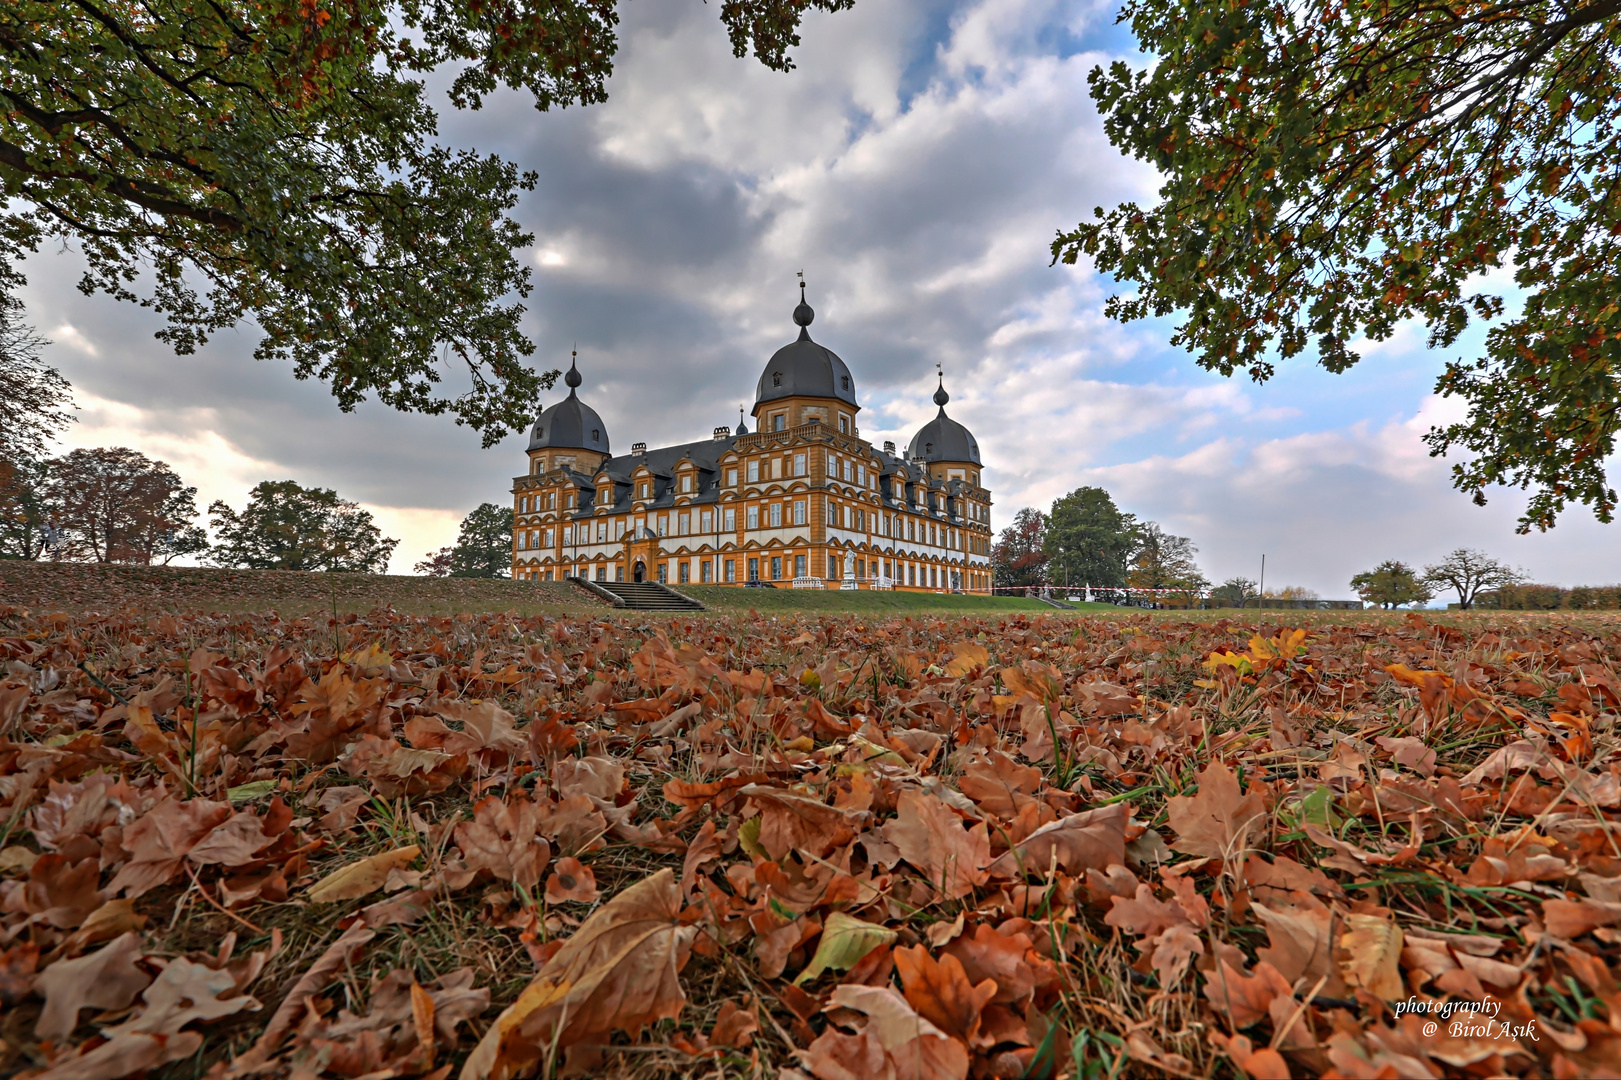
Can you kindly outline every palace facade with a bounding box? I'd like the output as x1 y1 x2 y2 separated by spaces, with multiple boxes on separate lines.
510 288 993 592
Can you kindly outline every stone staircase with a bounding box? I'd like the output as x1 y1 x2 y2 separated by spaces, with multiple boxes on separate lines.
568 577 705 611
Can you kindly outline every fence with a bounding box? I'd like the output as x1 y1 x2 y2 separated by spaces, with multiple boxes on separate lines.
991 585 1363 610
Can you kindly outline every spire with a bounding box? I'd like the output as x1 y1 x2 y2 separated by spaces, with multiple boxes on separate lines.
736 405 749 436
564 347 582 393
793 272 814 340
933 364 949 410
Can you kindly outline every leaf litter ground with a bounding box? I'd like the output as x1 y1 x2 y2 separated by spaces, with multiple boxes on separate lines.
3 601 1621 1079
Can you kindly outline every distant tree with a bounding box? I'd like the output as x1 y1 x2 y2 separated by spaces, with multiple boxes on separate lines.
1270 585 1320 600
448 503 514 577
0 295 72 467
992 508 1049 588
209 480 397 573
0 457 52 560
1351 560 1433 609
1211 577 1258 607
45 447 207 564
0 297 72 562
1128 522 1209 593
1044 486 1137 588
415 547 456 577
1422 549 1523 610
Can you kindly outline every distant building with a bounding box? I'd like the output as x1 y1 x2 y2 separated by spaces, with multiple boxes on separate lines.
510 287 993 591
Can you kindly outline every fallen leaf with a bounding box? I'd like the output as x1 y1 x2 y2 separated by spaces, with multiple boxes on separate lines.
1340 912 1404 1000
884 792 991 900
35 932 152 1041
309 845 422 903
544 856 599 904
461 868 694 1080
1167 759 1266 860
795 912 898 985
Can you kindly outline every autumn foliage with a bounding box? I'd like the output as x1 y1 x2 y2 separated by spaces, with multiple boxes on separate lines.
2 600 1621 1078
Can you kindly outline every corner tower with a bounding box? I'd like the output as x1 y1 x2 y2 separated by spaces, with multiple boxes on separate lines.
752 282 859 436
526 353 611 476
907 374 982 486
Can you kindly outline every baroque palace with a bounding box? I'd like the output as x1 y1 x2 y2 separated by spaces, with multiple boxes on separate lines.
510 287 994 592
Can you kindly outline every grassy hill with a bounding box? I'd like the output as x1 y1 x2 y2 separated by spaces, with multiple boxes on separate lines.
2 562 1077 617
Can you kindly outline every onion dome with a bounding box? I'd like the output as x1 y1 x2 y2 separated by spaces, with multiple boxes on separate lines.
528 353 610 454
907 374 980 465
755 283 858 409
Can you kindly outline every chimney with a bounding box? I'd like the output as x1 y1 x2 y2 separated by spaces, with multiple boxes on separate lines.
713 426 731 440
883 440 896 455
631 441 647 456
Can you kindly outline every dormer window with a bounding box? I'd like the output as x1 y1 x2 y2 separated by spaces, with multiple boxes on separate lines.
841 375 850 391
680 475 692 493
772 372 782 387
592 429 599 441
639 482 649 498
925 442 934 455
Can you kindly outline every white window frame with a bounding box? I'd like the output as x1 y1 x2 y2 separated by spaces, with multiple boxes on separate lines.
746 505 759 529
724 508 737 531
793 500 806 525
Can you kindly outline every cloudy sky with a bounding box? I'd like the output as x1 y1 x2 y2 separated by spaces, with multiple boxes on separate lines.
19 0 1621 595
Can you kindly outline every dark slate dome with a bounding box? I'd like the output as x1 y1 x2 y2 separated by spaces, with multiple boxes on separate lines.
755 287 858 410
528 356 610 454
907 377 980 465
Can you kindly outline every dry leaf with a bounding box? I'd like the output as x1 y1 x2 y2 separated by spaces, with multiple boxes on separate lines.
460 868 694 1080
34 932 151 1041
1340 912 1404 1000
1167 759 1266 860
884 792 990 900
309 845 422 903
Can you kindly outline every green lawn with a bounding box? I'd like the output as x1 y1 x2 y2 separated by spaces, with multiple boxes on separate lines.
681 584 1057 614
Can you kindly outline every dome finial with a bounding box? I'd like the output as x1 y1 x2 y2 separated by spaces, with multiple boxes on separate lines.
793 270 814 333
933 364 949 408
565 347 582 391
736 404 749 436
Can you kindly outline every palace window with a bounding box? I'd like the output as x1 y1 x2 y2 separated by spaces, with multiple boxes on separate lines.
772 371 782 386
773 414 786 431
657 515 668 536
615 519 626 540
700 510 713 532
746 506 759 529
726 468 737 486
839 415 849 434
826 451 836 473
748 557 759 581
597 522 607 542
724 508 736 531
747 461 759 483
771 556 783 580
726 559 737 583
596 565 606 581
842 460 852 482
795 554 807 577
543 528 554 547
701 561 713 583
639 482 649 498
793 500 806 525
517 532 527 551
679 561 690 583
769 503 782 527
841 375 850 391
678 512 690 535
794 453 806 477
680 475 692 493
856 464 866 485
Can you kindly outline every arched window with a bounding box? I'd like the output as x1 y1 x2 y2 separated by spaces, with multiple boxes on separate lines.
592 429 599 441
